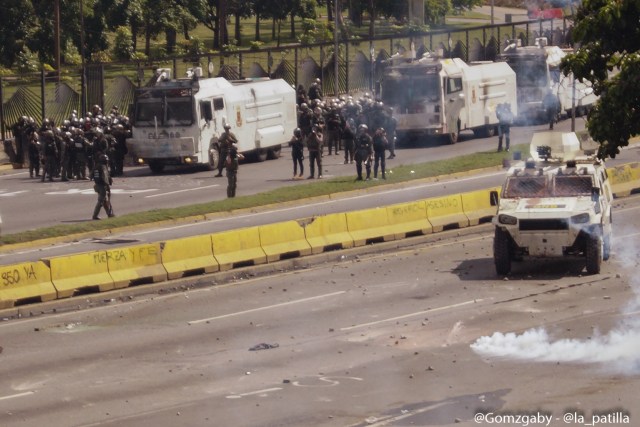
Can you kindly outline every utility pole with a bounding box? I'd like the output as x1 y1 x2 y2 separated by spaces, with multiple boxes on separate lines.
54 0 61 82
80 0 87 115
334 0 339 97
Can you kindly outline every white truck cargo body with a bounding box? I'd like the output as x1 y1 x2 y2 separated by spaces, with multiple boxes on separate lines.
129 71 297 173
381 54 517 144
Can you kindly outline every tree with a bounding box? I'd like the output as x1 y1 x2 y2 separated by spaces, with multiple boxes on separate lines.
0 0 35 67
561 0 640 159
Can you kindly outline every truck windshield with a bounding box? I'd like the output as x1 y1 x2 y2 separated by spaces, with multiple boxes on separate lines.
552 175 593 196
504 175 594 198
508 59 548 88
381 74 440 111
134 93 194 126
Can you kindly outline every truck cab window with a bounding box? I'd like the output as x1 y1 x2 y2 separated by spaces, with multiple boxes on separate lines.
213 97 224 111
447 77 463 94
200 101 213 122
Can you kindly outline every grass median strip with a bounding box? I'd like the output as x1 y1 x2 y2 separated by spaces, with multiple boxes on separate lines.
0 146 524 247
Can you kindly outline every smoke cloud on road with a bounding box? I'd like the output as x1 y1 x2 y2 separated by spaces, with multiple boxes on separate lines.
472 230 640 375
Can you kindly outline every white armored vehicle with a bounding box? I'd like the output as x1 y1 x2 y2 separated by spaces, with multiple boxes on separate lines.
492 131 613 275
129 68 297 173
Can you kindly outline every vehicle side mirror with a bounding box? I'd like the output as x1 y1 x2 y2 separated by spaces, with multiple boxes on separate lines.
490 190 500 206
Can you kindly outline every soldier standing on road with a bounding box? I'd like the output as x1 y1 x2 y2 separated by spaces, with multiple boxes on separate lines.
306 125 323 179
307 78 323 101
354 124 373 181
342 118 356 164
372 128 388 180
289 128 305 179
216 123 237 177
92 154 115 220
40 130 58 182
28 131 41 178
496 102 514 152
225 143 244 198
543 89 560 130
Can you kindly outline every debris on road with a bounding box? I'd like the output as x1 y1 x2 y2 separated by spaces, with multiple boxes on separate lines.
249 342 280 351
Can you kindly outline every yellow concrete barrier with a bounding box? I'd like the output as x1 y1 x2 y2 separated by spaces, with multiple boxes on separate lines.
461 187 500 226
107 243 167 288
608 163 640 197
211 226 267 271
161 235 219 280
48 251 114 298
303 213 354 254
425 194 470 232
0 261 57 308
259 220 312 262
385 201 432 239
346 207 396 247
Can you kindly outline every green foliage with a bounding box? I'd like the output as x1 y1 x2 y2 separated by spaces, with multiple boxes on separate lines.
249 40 265 51
91 50 113 63
298 18 332 45
15 48 40 74
561 0 640 159
112 26 135 61
0 65 13 77
425 0 452 25
63 39 82 66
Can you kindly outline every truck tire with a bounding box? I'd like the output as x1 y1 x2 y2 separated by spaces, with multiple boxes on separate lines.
448 120 460 144
255 148 268 162
585 235 602 274
493 228 512 275
267 145 282 160
603 235 611 261
148 161 165 174
206 148 219 171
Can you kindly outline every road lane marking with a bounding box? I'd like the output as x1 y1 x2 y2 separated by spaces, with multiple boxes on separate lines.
226 387 283 399
145 185 220 198
0 391 35 402
188 291 346 325
340 299 482 331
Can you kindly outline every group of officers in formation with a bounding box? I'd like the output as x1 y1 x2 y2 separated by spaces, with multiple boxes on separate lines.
10 105 131 182
10 105 129 218
291 79 397 181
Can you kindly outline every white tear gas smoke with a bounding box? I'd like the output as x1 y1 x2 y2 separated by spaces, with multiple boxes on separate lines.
472 229 640 375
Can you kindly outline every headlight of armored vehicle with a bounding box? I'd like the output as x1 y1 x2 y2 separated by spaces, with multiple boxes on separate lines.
498 214 518 225
571 213 591 224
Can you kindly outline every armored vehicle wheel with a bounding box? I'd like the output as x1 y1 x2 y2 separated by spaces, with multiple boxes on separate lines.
493 228 512 275
603 234 611 261
148 161 165 174
448 126 459 144
585 235 602 274
256 148 268 162
206 148 219 171
267 145 282 159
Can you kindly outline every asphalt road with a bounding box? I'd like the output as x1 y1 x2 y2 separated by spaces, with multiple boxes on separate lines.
1 191 638 427
0 120 587 237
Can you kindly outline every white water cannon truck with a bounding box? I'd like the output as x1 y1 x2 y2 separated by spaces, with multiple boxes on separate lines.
129 68 297 173
500 37 598 122
380 51 517 144
491 131 613 276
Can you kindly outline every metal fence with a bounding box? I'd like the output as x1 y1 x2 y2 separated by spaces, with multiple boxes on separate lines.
0 17 571 141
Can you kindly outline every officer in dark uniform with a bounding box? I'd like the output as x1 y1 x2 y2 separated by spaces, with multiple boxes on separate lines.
225 143 243 197
216 123 238 177
288 128 305 179
306 125 323 179
92 154 115 219
354 124 373 181
40 130 58 182
372 127 388 180
307 78 323 101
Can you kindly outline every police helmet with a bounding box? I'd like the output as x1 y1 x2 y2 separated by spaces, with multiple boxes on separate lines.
223 123 231 130
294 128 302 137
98 154 109 163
